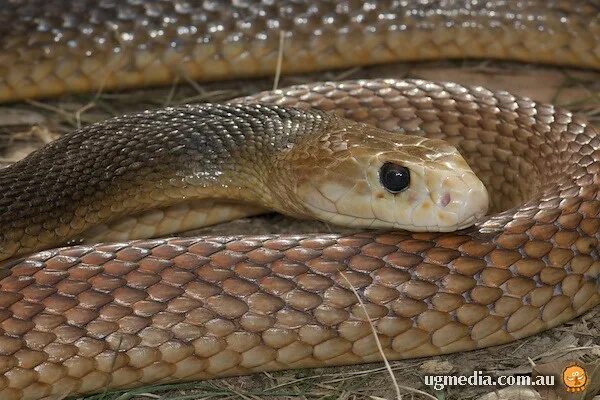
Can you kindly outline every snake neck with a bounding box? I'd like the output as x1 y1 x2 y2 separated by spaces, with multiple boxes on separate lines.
0 103 336 260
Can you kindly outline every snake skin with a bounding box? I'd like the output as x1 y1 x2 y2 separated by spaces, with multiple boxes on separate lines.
0 1 599 399
0 0 599 101
0 104 348 261
0 79 599 399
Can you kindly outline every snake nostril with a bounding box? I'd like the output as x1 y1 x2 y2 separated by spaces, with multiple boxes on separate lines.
439 192 451 207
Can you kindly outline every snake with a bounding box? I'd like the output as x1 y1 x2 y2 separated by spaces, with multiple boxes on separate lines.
0 1 599 399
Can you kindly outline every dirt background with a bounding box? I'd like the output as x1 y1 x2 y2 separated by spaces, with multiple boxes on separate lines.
1 60 599 400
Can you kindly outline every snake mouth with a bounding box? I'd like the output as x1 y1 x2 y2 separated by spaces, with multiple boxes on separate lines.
302 202 485 232
297 177 489 232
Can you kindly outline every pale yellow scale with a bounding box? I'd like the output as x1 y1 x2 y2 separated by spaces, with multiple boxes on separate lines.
81 201 266 243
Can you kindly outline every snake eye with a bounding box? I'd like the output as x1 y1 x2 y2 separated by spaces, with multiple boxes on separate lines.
380 162 410 193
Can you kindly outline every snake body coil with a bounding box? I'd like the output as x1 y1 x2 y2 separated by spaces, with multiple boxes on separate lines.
0 1 599 400
1 0 599 101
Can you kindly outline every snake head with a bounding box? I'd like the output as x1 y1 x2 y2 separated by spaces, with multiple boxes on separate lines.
290 122 489 232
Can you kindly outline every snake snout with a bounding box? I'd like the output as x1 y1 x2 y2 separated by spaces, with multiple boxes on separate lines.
440 171 489 230
416 163 489 231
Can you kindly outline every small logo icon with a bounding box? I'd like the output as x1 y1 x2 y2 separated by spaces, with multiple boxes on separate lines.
562 362 587 392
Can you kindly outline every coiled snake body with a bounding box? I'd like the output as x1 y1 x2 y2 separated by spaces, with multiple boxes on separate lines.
0 1 599 399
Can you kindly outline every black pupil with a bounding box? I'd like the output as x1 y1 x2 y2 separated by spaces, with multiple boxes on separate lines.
380 163 410 193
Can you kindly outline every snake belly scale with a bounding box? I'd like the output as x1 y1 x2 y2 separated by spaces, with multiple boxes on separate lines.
0 1 598 400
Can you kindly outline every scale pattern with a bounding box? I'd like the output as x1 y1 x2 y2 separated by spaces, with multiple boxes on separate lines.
0 0 599 399
0 0 599 101
0 103 335 260
0 80 598 399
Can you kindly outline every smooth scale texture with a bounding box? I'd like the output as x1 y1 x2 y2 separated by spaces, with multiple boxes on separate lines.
0 1 598 399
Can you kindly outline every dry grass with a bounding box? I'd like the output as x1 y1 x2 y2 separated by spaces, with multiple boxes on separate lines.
1 60 599 400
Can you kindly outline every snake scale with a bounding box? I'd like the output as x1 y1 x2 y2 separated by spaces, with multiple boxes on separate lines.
0 1 599 399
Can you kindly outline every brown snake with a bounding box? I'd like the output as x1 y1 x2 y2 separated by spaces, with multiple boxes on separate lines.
0 1 599 399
